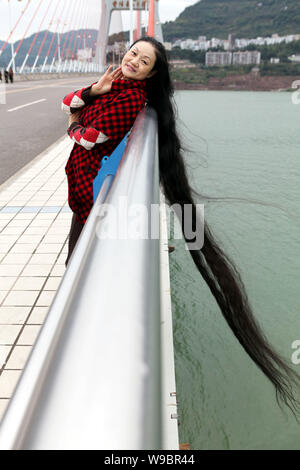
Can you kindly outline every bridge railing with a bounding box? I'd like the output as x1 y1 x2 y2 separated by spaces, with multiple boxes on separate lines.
0 107 178 450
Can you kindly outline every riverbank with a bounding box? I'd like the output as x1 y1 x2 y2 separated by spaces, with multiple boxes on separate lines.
173 74 300 91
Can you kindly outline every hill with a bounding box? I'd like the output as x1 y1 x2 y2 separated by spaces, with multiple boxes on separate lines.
162 0 300 41
0 29 98 69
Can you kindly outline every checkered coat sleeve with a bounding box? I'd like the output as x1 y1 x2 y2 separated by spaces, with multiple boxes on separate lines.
67 88 145 151
61 83 96 115
63 79 147 225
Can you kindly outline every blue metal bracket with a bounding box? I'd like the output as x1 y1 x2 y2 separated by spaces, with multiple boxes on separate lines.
93 133 129 203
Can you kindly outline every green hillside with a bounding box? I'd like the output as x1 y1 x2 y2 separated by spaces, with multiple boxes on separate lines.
0 29 98 69
162 0 300 41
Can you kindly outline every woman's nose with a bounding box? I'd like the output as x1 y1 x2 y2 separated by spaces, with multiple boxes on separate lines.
131 57 139 67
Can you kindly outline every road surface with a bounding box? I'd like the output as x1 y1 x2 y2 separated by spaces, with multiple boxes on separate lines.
0 76 98 185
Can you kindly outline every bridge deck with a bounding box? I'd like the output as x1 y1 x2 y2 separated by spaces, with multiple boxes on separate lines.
0 136 73 419
0 133 178 449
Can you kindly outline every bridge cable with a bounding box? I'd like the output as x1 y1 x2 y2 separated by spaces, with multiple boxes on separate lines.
58 0 79 72
63 0 83 72
41 0 66 72
31 0 60 73
0 0 33 57
19 0 54 74
68 0 85 72
6 0 45 70
50 0 72 73
75 1 89 73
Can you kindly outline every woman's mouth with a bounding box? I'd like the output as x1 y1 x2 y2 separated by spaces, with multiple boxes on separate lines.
126 64 136 73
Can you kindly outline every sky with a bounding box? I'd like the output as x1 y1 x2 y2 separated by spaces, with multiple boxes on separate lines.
0 0 199 41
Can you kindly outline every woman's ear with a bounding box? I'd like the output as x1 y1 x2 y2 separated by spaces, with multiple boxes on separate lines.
146 69 157 79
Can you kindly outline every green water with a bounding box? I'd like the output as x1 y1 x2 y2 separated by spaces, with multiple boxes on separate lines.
170 90 300 450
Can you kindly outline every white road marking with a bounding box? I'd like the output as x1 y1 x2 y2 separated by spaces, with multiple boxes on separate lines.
0 77 98 96
7 98 47 112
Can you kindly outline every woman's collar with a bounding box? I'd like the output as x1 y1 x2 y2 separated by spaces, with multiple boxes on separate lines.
111 78 147 93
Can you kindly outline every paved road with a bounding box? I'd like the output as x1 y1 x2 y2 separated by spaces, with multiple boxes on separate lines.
0 76 98 186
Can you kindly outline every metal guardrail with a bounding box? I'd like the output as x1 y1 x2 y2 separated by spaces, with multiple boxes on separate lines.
0 107 174 450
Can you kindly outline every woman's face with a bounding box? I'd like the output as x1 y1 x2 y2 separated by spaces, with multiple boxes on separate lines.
121 41 157 80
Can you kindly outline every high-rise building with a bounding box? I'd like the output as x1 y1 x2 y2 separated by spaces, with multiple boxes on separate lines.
232 51 261 65
228 33 236 50
205 52 232 66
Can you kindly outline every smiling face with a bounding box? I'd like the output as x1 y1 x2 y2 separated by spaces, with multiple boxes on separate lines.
121 41 157 80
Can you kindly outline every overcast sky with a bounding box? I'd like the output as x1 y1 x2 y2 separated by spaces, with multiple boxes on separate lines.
0 0 198 41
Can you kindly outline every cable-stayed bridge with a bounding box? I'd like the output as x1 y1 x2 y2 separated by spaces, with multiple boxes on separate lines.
0 0 163 74
0 0 180 452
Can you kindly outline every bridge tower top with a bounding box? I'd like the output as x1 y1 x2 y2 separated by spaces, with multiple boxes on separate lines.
95 0 163 71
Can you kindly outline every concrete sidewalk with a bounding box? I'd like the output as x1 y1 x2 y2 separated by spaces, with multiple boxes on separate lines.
0 136 73 420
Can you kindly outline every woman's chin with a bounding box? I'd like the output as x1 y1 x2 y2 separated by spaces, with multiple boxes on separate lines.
121 65 139 79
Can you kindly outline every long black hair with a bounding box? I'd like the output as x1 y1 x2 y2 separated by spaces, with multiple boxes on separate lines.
130 36 300 418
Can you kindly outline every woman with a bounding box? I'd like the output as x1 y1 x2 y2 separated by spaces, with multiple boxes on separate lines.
62 36 300 418
62 39 156 264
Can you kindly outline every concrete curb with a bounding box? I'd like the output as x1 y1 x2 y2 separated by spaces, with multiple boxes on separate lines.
13 72 99 83
0 135 68 194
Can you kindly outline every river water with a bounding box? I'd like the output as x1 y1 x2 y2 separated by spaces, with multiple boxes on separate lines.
170 90 300 450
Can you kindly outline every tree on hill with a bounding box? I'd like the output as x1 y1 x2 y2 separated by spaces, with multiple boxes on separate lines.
162 0 300 41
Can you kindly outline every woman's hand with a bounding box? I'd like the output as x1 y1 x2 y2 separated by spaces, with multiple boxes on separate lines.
90 65 124 96
68 111 81 127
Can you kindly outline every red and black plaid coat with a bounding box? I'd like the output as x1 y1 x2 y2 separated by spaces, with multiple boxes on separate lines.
62 78 147 224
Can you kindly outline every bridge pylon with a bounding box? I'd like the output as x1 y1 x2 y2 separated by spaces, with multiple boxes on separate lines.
95 0 163 72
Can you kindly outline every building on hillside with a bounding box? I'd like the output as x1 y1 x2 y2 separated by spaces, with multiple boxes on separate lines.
163 42 172 51
77 49 93 62
180 39 196 50
198 40 209 51
228 33 236 49
285 35 295 43
205 52 232 66
235 38 250 48
169 59 197 68
232 50 261 65
289 54 300 62
209 37 223 48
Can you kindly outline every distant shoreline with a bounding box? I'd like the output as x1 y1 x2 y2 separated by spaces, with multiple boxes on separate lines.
173 74 300 91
